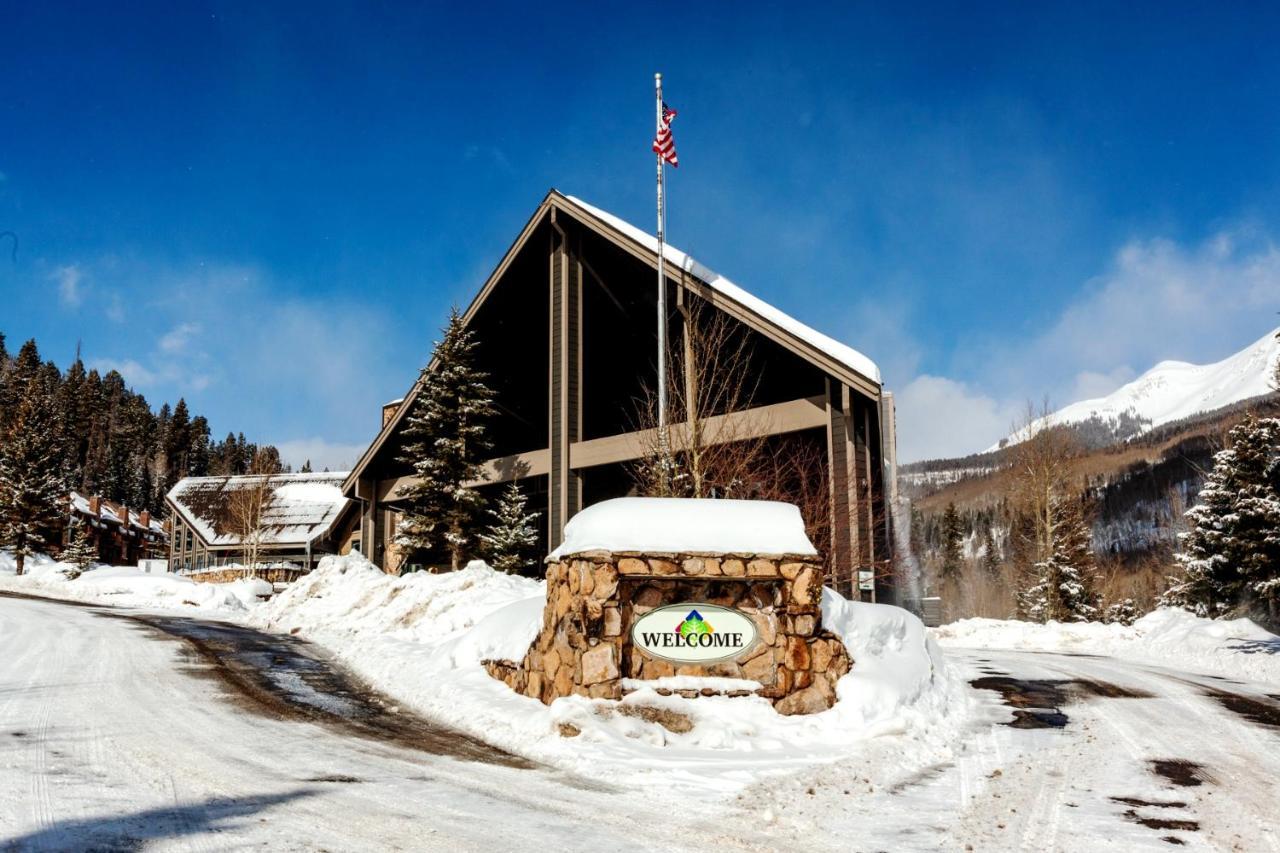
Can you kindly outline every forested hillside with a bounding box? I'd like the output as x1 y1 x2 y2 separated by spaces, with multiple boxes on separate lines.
0 333 282 518
902 391 1280 621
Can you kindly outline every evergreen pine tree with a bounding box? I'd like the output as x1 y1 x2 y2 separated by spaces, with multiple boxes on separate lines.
1019 496 1100 622
1162 415 1280 619
939 502 964 582
300 459 313 473
60 518 97 578
981 523 1001 579
478 482 541 573
396 308 498 570
0 378 67 575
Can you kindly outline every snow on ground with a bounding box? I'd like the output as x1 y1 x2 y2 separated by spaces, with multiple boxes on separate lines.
0 551 272 613
936 607 1280 685
252 553 968 797
548 496 818 558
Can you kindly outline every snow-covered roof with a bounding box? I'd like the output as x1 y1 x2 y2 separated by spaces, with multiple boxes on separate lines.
68 491 165 535
166 472 352 548
565 195 882 386
548 497 818 559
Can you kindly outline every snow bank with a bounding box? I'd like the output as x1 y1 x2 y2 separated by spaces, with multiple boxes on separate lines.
0 552 272 614
253 553 967 797
548 497 817 558
935 607 1280 685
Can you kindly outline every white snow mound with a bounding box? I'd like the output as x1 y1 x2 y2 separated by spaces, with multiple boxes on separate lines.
936 607 1280 685
549 497 817 559
253 552 966 796
0 553 272 613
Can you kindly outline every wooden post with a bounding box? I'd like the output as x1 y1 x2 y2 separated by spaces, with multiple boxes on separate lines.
826 379 855 598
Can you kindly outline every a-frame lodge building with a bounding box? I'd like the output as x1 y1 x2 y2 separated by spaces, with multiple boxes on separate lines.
342 191 896 601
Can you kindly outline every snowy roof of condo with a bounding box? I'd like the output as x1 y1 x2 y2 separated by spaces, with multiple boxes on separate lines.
68 491 165 535
548 497 818 559
166 471 352 548
565 195 882 386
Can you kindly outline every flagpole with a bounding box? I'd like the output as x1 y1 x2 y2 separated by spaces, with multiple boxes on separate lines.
655 73 668 439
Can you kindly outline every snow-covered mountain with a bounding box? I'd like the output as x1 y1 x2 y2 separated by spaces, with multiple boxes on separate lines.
992 328 1280 450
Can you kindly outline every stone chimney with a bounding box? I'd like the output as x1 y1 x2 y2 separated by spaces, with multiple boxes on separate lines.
139 510 151 528
119 505 128 528
89 495 101 517
382 398 404 427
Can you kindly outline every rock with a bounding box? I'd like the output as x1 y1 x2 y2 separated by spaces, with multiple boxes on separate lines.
592 565 619 599
557 722 581 738
554 584 572 619
580 644 618 686
792 669 813 690
544 646 562 678
775 685 832 716
784 636 811 671
742 650 775 683
574 560 595 595
682 557 705 575
603 606 622 636
616 703 693 734
618 557 648 575
811 638 833 673
553 661 574 696
780 561 806 580
721 559 746 577
747 558 777 577
793 614 816 635
703 558 722 576
647 558 679 575
641 658 675 679
752 613 778 646
814 671 836 702
527 672 544 699
789 567 817 610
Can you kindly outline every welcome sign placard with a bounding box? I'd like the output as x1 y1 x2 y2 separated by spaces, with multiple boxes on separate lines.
631 603 760 665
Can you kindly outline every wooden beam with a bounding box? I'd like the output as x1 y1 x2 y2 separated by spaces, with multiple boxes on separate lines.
375 448 553 503
568 394 827 470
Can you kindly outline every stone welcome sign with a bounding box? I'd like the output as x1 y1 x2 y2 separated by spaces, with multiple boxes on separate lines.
484 499 851 715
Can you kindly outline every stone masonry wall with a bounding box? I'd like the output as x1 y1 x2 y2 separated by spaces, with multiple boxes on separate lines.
484 550 851 715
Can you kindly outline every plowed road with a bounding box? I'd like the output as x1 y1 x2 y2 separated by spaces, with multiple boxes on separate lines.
2 593 1278 852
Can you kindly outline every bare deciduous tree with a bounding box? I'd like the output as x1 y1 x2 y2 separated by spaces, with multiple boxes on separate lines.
632 299 769 498
226 452 277 572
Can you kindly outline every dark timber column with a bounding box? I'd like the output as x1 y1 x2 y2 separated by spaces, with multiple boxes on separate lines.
826 379 857 598
851 393 873 601
358 478 378 568
548 219 581 548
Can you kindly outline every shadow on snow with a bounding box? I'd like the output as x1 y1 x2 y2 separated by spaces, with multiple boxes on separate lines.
1 788 318 852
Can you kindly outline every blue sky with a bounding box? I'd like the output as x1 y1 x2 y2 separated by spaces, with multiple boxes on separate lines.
3 2 1280 465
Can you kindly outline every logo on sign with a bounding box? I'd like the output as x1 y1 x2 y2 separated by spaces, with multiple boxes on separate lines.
631 603 760 664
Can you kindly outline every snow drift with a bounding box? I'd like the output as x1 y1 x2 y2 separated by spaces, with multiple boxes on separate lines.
0 555 271 613
253 553 968 795
935 607 1280 685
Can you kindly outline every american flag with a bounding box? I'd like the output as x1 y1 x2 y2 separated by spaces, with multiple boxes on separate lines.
652 102 678 167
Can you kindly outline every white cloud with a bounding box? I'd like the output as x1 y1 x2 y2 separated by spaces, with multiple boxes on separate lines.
894 375 1023 462
1007 230 1280 390
159 322 200 353
90 358 159 388
53 264 84 308
889 228 1280 460
273 438 368 473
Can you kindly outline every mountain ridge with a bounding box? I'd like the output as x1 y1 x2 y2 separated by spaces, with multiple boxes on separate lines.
988 327 1280 452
